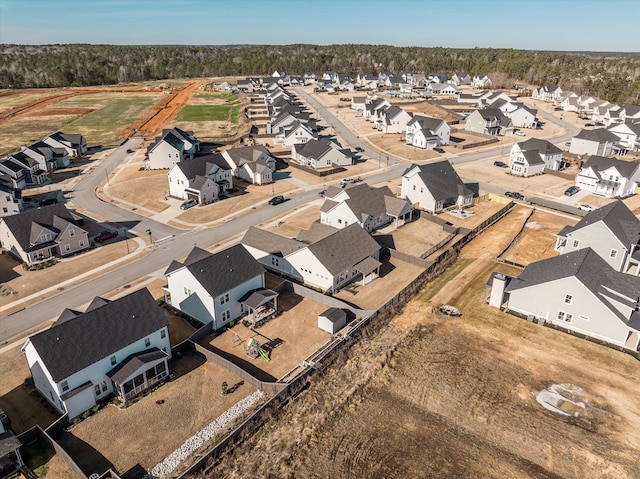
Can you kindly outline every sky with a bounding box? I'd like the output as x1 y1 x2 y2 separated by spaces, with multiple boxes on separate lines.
0 0 638 52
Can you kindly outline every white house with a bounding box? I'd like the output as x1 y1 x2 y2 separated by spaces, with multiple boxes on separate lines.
608 122 640 154
472 75 492 89
364 97 391 121
508 105 539 128
0 203 89 266
318 308 347 334
22 288 171 419
405 115 450 149
0 182 22 217
6 152 47 185
451 73 471 86
377 106 412 134
532 85 563 102
351 97 367 111
428 83 457 96
145 128 200 170
575 155 640 198
291 138 352 168
569 128 619 157
167 153 232 203
401 161 473 213
164 244 272 331
465 108 513 136
320 183 413 232
509 139 563 177
222 145 275 185
276 121 317 146
42 132 87 158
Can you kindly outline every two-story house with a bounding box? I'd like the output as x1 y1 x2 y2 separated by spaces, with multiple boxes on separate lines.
465 108 513 136
575 155 640 198
377 106 413 134
405 115 450 149
569 128 619 157
145 128 200 170
43 132 87 157
291 138 352 168
221 145 275 185
509 139 563 177
167 153 232 203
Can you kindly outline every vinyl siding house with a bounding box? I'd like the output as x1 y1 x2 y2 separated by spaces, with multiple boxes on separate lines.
42 132 87 158
555 200 640 275
0 183 22 217
291 138 352 168
471 75 492 89
0 203 89 266
164 244 271 331
320 183 413 232
242 223 381 293
401 162 473 213
487 248 640 351
145 128 200 170
575 155 640 198
508 105 539 129
22 288 171 419
275 121 317 146
377 106 412 134
0 160 27 190
465 108 513 136
608 122 640 154
6 152 48 185
167 153 232 203
569 128 619 157
532 85 563 102
221 145 275 185
427 83 457 96
405 115 450 149
509 139 563 177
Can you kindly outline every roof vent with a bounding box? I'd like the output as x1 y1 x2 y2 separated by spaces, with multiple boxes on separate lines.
132 314 136 318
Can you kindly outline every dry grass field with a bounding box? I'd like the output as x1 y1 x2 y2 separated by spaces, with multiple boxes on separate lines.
194 204 640 479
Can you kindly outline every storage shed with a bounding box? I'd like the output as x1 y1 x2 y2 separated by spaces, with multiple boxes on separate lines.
318 307 347 334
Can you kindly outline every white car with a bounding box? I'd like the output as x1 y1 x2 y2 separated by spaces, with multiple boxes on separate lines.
514 130 526 137
577 203 595 212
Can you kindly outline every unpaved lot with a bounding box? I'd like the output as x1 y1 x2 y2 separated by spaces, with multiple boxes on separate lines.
197 204 640 479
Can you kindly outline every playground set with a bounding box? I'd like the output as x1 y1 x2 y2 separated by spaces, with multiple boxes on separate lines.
233 333 271 362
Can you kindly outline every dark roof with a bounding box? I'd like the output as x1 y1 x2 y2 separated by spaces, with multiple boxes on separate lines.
518 138 561 156
155 131 184 152
582 155 640 178
173 153 229 179
0 204 83 253
574 128 619 142
522 150 545 166
557 200 640 247
176 244 265 298
108 348 168 384
337 183 409 222
307 223 380 275
28 289 168 383
319 307 346 323
403 161 473 201
238 288 278 309
223 145 271 167
477 107 510 124
295 138 342 160
0 430 21 456
296 222 339 243
242 227 306 257
407 115 444 131
49 132 84 145
354 256 382 275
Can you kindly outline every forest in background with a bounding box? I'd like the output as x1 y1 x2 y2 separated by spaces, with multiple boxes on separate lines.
1 43 639 105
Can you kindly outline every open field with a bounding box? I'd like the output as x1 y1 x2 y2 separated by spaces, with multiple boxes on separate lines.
198 205 640 478
177 105 236 122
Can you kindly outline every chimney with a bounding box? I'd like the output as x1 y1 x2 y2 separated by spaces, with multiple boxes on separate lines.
488 273 509 308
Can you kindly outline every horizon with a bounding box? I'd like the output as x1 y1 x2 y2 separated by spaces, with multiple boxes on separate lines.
0 0 639 53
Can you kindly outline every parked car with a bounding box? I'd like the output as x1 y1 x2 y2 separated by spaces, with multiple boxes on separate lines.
594 122 605 126
554 107 563 111
94 230 118 242
318 189 327 197
126 149 134 153
433 147 446 154
564 141 572 147
355 114 363 118
514 130 526 137
180 198 197 210
340 178 355 188
493 161 508 168
39 197 58 207
268 195 285 205
577 203 595 212
585 123 595 127
355 147 365 152
505 191 525 201
564 186 580 196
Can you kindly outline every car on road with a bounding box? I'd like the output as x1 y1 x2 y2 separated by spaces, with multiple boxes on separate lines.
564 141 572 147
268 195 285 205
94 230 119 242
554 107 563 111
577 203 595 212
355 147 365 152
355 114 363 118
505 191 525 201
564 186 580 196
493 161 508 168
584 123 595 127
514 130 526 137
126 149 134 153
179 199 197 210
433 147 446 154
594 122 605 126
39 197 58 207
318 189 327 197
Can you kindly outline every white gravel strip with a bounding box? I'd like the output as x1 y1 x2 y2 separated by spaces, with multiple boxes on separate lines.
147 390 265 478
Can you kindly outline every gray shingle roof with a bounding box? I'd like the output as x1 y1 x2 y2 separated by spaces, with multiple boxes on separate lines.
242 227 306 257
28 288 168 383
108 347 168 384
518 138 561 156
296 222 338 243
173 153 229 179
522 150 545 166
403 161 472 201
407 115 444 131
582 155 640 178
295 138 341 161
223 145 271 167
574 128 619 142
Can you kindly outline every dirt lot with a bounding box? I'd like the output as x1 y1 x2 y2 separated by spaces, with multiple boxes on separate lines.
500 209 578 266
204 292 332 380
197 204 640 479
374 217 452 257
62 349 254 476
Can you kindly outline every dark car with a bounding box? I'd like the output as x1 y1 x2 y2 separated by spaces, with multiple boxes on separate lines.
585 123 595 127
554 107 563 111
318 189 327 197
594 122 605 126
126 149 134 153
39 197 58 207
355 147 365 152
505 191 525 201
94 230 119 242
434 147 446 154
268 195 285 205
564 186 580 196
493 161 508 168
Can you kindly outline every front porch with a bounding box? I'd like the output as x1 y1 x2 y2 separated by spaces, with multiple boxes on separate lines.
108 349 170 403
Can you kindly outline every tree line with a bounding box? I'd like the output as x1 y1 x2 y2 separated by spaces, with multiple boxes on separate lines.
0 44 638 105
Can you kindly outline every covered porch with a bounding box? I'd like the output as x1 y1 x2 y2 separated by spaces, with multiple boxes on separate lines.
354 256 382 286
0 431 23 477
240 288 279 327
108 348 170 403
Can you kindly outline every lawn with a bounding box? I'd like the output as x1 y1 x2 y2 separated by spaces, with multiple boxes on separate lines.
415 257 475 303
177 105 235 122
193 92 240 102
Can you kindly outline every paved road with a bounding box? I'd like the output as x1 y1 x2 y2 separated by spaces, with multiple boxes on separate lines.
0 93 581 342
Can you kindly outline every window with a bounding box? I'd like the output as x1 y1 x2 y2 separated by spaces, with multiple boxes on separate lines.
184 287 192 296
222 309 231 322
271 257 280 267
161 329 167 339
101 381 108 392
557 311 573 323
220 293 230 305
61 380 69 392
95 384 101 396
610 249 618 258
145 337 150 347
2 208 6 214
564 294 572 305
110 355 117 366
572 239 580 248
338 219 342 224
413 185 416 191
65 244 70 252
69 229 75 237
79 240 85 247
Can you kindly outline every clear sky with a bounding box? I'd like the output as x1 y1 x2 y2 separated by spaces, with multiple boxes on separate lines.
0 0 638 52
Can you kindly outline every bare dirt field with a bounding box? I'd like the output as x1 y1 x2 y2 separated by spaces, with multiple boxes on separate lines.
61 349 254 476
375 217 452 257
205 292 332 381
196 204 640 479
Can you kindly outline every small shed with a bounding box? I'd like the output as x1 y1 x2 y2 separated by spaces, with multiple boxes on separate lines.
318 307 347 334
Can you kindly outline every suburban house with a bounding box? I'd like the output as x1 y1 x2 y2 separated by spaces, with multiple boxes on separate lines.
465 108 513 136
509 139 563 176
0 203 89 266
569 128 620 157
608 122 640 154
505 104 539 129
405 115 450 149
0 160 27 190
20 142 69 171
145 128 201 170
428 83 457 96
6 151 48 185
471 75 492 89
619 104 640 123
164 244 272 331
291 138 352 168
320 183 413 232
364 97 391 121
575 155 640 198
242 223 381 293
377 106 412 134
0 182 22 217
555 200 640 275
42 132 87 158
532 85 563 102
487 248 640 351
167 153 233 203
450 73 471 86
351 96 367 111
400 161 474 213
275 121 317 146
22 288 171 419
221 145 275 185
